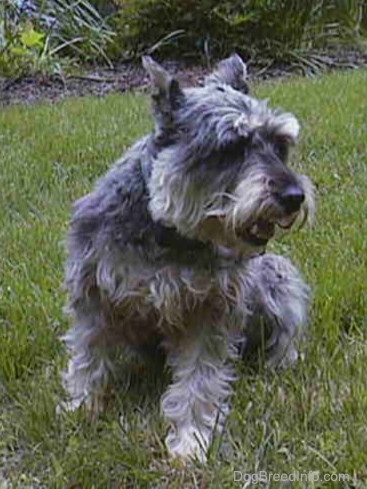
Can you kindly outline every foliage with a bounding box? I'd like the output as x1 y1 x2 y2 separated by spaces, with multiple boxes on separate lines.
0 70 367 486
1 0 366 76
0 0 115 77
111 0 367 63
1 1 52 76
32 0 116 63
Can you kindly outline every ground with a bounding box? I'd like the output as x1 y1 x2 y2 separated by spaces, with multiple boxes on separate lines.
1 49 367 106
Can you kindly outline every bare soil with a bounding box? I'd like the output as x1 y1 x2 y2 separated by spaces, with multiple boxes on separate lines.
1 50 366 106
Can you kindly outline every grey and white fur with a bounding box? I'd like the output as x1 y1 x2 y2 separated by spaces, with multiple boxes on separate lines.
59 54 315 462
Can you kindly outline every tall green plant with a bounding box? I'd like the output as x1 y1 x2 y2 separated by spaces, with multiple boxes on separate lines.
0 0 116 77
0 0 56 76
111 0 367 63
33 0 116 64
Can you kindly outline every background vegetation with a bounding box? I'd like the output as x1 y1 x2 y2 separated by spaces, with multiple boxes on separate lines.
112 0 367 63
1 0 366 76
0 69 366 488
0 0 115 76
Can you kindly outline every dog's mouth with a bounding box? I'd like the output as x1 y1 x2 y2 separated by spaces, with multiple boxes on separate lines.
237 214 298 246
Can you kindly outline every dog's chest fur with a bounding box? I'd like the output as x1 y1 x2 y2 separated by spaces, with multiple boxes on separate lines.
68 137 251 343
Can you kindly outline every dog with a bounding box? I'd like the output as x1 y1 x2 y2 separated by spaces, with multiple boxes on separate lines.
59 54 315 462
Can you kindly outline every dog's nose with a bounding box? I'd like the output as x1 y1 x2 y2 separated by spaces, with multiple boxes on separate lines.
278 185 305 213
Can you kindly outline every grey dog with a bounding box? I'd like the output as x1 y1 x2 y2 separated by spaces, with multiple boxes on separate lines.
59 54 315 462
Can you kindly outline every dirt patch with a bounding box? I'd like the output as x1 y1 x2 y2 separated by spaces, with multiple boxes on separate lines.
1 50 366 106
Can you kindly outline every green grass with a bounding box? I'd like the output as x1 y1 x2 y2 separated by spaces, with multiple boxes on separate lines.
1 70 367 488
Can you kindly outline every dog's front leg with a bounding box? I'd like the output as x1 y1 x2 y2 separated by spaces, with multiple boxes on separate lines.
161 329 236 463
243 253 310 368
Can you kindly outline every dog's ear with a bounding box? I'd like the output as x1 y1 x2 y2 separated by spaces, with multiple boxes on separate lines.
205 54 249 94
142 56 185 121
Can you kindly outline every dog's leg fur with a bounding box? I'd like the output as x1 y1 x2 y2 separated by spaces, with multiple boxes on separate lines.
243 253 310 368
59 291 113 419
161 328 236 462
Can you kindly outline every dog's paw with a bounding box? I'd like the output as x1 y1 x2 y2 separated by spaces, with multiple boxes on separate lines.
266 343 299 370
56 391 106 422
165 426 210 463
278 344 299 369
56 397 85 415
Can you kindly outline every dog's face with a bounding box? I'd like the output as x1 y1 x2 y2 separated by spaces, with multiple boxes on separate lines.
144 55 314 253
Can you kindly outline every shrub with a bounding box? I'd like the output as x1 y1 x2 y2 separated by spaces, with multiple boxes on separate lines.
32 0 116 63
111 0 367 63
0 0 115 76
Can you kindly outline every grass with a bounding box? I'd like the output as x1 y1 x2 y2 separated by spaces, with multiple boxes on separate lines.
0 70 367 488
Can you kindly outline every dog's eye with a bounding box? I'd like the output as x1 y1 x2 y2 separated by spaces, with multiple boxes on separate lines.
223 139 247 159
274 139 289 162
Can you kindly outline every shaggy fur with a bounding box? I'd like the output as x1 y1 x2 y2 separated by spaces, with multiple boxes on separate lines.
59 54 315 462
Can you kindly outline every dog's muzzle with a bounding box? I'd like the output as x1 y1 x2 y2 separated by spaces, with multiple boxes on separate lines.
236 211 300 247
236 184 305 247
237 219 275 246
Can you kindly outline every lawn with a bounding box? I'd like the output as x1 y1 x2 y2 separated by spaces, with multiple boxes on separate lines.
1 70 367 488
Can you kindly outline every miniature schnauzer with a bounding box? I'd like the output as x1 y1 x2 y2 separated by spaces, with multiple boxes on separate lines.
59 54 315 462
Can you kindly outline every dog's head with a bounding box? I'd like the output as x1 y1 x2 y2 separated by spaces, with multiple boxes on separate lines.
143 55 315 254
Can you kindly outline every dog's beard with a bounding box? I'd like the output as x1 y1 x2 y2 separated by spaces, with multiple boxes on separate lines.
195 175 314 254
149 154 315 253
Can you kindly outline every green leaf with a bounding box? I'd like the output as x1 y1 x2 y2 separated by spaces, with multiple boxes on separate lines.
10 46 28 56
20 25 45 48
